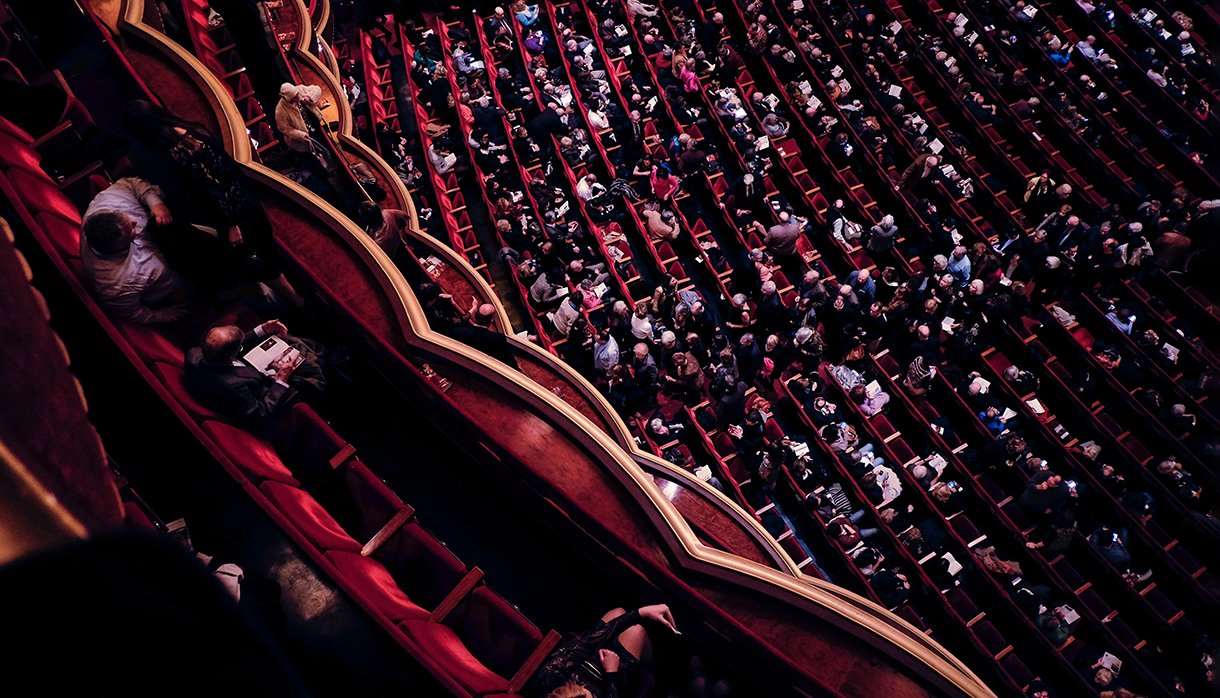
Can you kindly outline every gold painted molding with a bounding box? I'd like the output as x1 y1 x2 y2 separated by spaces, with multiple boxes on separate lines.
113 2 993 694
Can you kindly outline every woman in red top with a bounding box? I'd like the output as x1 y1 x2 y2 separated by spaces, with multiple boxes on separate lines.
650 164 680 201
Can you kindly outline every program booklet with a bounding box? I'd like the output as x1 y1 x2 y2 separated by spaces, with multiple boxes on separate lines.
1098 652 1123 673
243 335 303 378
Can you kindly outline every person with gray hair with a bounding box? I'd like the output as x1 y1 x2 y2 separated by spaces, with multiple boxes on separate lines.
275 82 326 153
185 319 327 426
867 213 899 253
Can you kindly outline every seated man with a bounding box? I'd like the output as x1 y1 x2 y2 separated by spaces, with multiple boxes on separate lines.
81 177 187 324
185 319 327 425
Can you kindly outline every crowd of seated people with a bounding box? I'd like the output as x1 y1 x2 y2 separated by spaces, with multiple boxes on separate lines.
4 20 732 698
33 0 1220 692
72 100 332 429
74 90 517 430
343 0 1220 694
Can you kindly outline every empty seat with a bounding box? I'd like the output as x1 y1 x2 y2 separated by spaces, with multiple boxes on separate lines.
399 618 510 695
152 361 221 419
33 211 82 261
445 586 543 679
6 168 80 222
259 480 362 553
0 141 43 173
372 520 468 610
326 549 430 622
121 322 186 365
201 420 299 484
0 115 34 143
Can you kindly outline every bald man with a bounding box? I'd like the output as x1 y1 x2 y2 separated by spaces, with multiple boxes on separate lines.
185 319 327 425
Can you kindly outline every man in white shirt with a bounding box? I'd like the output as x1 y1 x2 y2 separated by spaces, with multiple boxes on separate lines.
80 177 187 324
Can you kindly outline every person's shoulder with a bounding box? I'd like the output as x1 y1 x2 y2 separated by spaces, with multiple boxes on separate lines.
184 347 208 371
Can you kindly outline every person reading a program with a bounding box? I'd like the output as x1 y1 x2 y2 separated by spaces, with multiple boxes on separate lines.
185 319 328 426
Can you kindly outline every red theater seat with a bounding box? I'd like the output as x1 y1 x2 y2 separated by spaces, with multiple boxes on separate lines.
0 141 42 173
6 168 80 222
152 362 221 419
445 586 543 678
325 549 430 622
120 322 186 365
259 480 362 553
373 520 468 609
399 618 509 695
34 211 82 261
343 460 407 537
0 115 33 143
201 420 299 484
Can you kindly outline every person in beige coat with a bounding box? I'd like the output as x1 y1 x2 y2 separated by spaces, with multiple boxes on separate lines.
274 82 326 154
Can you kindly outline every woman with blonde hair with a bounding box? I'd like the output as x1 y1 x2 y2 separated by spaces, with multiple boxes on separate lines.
535 604 678 697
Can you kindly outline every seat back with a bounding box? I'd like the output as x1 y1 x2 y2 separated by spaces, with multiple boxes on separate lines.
372 520 469 610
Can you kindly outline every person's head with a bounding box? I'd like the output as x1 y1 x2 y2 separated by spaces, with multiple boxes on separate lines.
357 201 384 232
201 325 245 363
761 280 778 296
633 342 650 361
474 303 497 326
547 682 593 698
1032 471 1057 490
1093 667 1114 687
83 211 138 255
279 82 308 104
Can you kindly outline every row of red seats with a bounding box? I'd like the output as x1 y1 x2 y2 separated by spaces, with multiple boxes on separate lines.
0 104 556 696
459 12 648 350
393 25 491 283
179 0 279 158
431 18 558 352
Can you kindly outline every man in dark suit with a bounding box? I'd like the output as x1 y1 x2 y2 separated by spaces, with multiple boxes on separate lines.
186 320 327 426
527 103 565 142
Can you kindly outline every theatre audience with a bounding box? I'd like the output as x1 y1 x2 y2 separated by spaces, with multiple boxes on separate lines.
33 0 1220 693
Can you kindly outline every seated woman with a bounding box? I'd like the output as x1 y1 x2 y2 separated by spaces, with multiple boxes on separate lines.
535 604 678 698
513 0 540 26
